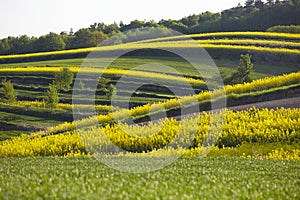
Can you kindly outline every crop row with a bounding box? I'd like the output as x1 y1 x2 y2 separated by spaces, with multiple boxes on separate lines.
0 66 206 106
0 67 206 88
0 31 299 62
0 108 299 157
196 39 300 48
128 42 300 55
140 32 300 43
27 71 300 137
2 101 112 112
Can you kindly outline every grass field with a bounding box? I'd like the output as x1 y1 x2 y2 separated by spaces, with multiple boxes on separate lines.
0 157 299 199
1 56 298 79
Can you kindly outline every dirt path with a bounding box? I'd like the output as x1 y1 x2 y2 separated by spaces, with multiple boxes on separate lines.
227 97 300 111
168 97 300 122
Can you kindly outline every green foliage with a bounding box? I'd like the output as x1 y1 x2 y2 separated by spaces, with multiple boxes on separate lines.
106 84 116 98
0 78 16 104
245 0 255 7
34 32 65 52
99 78 116 98
2 107 299 156
267 25 300 33
225 54 253 84
89 22 120 35
0 157 299 199
72 29 107 48
54 68 74 91
24 71 300 137
98 77 109 92
44 84 59 112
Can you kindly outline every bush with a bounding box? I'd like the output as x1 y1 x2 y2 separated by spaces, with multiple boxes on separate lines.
267 25 300 34
54 68 74 91
44 84 59 112
225 54 253 85
0 78 16 104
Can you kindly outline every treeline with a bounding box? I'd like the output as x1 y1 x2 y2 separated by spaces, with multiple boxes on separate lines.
0 30 108 55
0 0 299 55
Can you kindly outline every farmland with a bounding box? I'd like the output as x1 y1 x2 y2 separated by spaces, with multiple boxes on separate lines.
1 0 300 197
1 32 300 65
1 107 299 159
0 27 300 200
0 157 299 199
0 29 299 146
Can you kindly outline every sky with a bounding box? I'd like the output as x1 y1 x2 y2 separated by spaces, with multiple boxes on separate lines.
0 0 243 39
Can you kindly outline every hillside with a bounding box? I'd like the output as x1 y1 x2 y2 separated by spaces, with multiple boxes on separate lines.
1 1 300 200
0 30 299 138
1 31 299 66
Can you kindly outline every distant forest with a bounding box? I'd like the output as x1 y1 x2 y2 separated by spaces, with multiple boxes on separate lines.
0 0 299 55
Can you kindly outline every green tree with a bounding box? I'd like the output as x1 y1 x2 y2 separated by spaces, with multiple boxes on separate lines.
34 32 65 52
99 77 110 92
54 68 74 91
92 31 108 45
44 84 59 112
0 78 16 105
120 20 145 32
106 84 116 98
17 35 33 53
72 29 93 48
159 19 188 33
225 54 253 84
245 0 255 7
0 38 11 54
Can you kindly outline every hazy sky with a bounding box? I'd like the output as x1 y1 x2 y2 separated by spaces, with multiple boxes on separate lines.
1 0 243 38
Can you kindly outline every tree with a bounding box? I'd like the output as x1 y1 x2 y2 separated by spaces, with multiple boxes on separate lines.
245 0 255 6
106 84 116 98
267 0 275 5
54 68 74 91
44 84 59 112
181 14 199 27
101 23 120 35
9 35 32 54
72 29 107 48
0 38 11 54
158 19 188 33
0 78 16 105
254 0 265 8
72 28 95 48
34 32 65 52
120 20 145 32
92 31 108 45
99 77 110 92
225 54 253 84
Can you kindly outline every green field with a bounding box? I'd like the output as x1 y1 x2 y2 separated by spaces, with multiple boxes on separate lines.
0 55 298 130
1 56 298 79
0 157 299 199
0 30 299 199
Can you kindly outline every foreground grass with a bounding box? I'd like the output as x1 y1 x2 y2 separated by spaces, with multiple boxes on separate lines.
0 157 299 199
